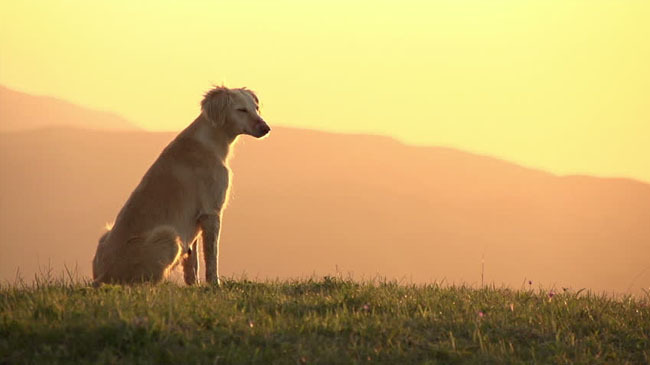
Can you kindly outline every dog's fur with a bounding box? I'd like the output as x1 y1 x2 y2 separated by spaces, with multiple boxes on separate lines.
92 86 270 285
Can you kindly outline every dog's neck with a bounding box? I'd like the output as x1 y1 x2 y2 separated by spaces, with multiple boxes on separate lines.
187 114 237 164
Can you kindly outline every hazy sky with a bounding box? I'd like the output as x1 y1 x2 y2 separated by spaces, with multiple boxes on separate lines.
1 1 649 182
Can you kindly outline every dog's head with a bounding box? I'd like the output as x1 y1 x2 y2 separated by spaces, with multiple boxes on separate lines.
201 86 270 138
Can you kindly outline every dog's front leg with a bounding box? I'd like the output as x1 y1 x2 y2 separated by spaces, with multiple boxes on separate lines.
199 214 221 285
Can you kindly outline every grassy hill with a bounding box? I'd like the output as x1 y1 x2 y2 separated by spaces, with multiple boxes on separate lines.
1 277 648 364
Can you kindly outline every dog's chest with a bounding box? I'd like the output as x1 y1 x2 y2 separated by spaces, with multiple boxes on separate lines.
197 164 230 209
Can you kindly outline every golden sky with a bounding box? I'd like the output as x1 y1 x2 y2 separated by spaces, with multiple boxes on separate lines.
1 1 649 182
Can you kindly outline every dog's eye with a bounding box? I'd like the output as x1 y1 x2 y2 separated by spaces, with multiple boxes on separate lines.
237 108 247 113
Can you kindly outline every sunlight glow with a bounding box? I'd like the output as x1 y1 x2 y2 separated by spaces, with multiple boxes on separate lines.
1 0 648 182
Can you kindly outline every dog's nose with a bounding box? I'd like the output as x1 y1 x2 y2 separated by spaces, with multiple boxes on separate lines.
258 122 270 136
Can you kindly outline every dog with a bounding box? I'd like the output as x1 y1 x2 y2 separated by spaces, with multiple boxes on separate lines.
92 86 270 285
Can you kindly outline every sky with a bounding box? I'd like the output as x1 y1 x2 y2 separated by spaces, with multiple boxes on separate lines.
1 0 649 182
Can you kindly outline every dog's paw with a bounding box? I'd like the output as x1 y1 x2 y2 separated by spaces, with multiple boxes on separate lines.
205 277 222 288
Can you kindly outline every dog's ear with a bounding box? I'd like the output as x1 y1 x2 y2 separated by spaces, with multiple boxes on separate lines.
201 87 232 126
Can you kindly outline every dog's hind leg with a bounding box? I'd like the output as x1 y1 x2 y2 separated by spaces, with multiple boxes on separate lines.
126 226 184 283
183 235 201 285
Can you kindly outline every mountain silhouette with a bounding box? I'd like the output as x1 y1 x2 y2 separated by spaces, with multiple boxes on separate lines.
0 90 648 295
0 85 138 131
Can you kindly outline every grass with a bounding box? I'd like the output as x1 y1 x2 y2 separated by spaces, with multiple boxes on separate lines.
1 275 648 364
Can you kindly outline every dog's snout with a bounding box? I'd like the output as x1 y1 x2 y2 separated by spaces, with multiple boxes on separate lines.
257 120 271 137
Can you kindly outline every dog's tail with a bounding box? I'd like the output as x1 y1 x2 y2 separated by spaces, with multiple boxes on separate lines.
92 229 112 284
93 226 183 285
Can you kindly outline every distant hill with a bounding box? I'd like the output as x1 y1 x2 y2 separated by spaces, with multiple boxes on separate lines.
0 85 138 131
1 88 649 294
1 126 649 295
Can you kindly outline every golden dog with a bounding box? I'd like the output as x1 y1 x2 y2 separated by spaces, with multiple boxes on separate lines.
92 86 270 285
